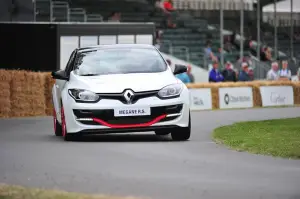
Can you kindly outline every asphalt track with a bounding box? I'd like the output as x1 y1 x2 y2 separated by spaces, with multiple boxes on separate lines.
1 107 300 199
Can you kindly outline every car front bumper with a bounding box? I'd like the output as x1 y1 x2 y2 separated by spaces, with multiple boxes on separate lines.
61 92 190 134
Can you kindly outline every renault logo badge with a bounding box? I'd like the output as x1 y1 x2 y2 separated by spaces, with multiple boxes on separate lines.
124 90 134 104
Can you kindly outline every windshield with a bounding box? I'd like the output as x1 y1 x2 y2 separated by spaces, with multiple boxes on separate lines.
74 47 167 76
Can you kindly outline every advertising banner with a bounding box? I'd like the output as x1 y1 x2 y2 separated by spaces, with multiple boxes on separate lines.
189 88 213 110
260 86 294 107
219 87 253 109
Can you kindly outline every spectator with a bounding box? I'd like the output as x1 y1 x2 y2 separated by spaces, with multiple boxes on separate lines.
297 67 300 81
221 61 237 82
266 47 272 60
248 59 253 67
266 61 279 80
224 37 233 53
163 0 174 11
235 55 249 66
264 47 272 61
163 0 176 28
248 67 254 81
216 48 228 62
204 40 218 68
233 55 241 70
248 40 256 55
156 29 163 40
234 68 239 80
108 11 121 22
278 60 292 80
209 61 224 82
176 72 191 84
155 0 169 14
260 46 272 61
154 29 163 49
230 30 241 49
186 65 194 83
238 62 251 81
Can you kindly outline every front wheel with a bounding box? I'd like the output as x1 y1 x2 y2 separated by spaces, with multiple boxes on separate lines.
61 106 80 141
53 108 62 136
171 112 191 141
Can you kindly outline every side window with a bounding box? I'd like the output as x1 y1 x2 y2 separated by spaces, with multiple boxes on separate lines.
64 50 77 75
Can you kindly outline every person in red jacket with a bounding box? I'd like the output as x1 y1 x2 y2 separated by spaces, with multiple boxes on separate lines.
163 0 175 11
163 0 176 28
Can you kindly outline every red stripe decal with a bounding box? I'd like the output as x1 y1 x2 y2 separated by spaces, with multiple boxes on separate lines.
92 114 167 128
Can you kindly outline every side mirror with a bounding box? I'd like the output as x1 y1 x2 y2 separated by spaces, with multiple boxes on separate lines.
51 70 69 81
173 64 188 75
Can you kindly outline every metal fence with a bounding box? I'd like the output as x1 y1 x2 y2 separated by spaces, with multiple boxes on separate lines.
33 0 104 23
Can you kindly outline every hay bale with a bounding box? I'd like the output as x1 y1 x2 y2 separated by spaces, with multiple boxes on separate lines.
10 70 29 117
186 83 196 89
252 84 262 107
249 81 263 107
44 73 55 116
200 83 219 109
9 70 46 117
258 80 294 86
292 82 300 105
211 86 219 109
26 71 46 116
0 70 12 118
187 82 213 88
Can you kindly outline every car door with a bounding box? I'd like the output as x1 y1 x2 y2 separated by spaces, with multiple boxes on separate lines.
53 49 77 118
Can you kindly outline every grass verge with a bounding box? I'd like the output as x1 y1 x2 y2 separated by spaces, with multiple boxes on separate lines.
0 183 144 199
212 117 300 159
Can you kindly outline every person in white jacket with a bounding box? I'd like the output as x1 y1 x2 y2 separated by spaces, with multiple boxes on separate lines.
266 61 279 80
278 60 292 80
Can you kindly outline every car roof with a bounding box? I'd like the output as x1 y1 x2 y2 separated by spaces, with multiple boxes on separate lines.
77 44 156 53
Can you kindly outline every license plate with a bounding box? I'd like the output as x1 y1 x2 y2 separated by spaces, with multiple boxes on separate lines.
114 107 151 117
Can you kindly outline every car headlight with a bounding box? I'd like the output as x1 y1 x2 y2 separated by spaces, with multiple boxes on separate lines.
158 83 183 98
68 89 100 102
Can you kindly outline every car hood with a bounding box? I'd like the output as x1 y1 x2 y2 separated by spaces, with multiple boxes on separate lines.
69 71 179 93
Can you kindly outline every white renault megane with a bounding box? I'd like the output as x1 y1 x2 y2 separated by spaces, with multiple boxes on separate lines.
51 44 191 141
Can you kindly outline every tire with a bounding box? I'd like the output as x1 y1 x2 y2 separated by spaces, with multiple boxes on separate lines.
171 111 191 141
61 106 80 141
53 108 62 136
155 129 170 136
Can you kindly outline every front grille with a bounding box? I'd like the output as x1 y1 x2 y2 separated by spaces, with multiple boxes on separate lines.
73 104 183 125
97 90 158 104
